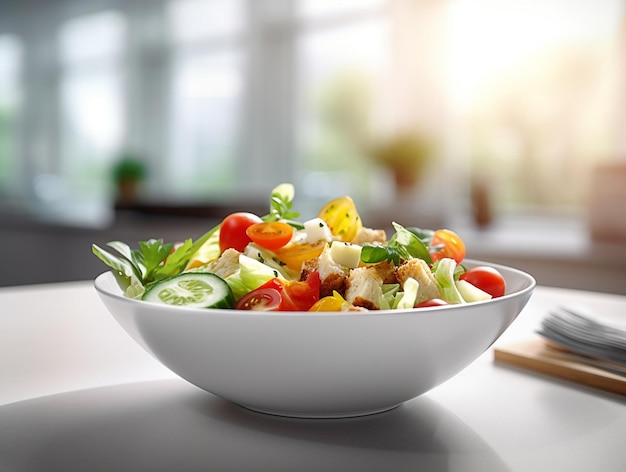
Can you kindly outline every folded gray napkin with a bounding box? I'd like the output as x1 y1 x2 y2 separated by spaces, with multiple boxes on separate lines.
537 305 626 370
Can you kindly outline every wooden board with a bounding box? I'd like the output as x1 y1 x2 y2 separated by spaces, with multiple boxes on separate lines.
493 337 626 396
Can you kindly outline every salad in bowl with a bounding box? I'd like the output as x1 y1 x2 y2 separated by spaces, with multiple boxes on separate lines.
93 183 508 313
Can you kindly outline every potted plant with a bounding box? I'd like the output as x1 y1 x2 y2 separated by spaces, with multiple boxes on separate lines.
370 132 436 192
111 153 147 205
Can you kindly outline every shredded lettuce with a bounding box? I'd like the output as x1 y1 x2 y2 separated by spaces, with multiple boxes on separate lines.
225 254 283 300
380 284 400 310
396 277 419 309
455 279 492 303
433 257 466 304
185 229 221 270
243 244 300 280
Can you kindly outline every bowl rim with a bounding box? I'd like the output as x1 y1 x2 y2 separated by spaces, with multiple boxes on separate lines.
94 258 536 318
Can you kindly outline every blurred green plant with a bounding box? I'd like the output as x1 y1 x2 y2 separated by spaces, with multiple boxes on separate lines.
111 153 148 204
370 132 436 188
111 153 147 184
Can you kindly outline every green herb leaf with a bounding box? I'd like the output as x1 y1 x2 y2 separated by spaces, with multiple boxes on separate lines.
154 239 194 280
407 227 435 245
263 183 303 228
134 239 173 283
360 245 401 265
361 222 433 266
389 222 432 264
92 243 140 290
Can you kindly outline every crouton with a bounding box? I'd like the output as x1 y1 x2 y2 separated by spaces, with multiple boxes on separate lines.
395 258 442 305
302 247 349 297
347 305 369 312
350 227 388 246
370 260 397 284
345 266 383 310
205 248 241 279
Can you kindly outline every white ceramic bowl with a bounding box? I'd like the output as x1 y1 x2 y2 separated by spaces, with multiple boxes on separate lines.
95 260 535 418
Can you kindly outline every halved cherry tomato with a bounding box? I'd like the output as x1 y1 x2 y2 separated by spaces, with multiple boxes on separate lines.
283 271 321 311
429 229 466 264
275 241 326 271
236 272 321 311
219 212 263 253
460 266 506 298
415 298 449 308
317 196 363 242
235 288 282 311
246 222 294 251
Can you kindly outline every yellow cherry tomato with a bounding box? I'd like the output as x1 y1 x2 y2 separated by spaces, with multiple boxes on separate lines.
274 241 326 271
309 291 348 312
429 229 466 264
317 196 363 242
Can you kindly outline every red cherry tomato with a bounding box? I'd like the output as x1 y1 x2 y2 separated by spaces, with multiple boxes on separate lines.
459 266 506 298
415 298 449 308
235 288 282 311
236 272 321 311
283 271 321 311
219 212 263 253
430 229 466 264
246 222 294 251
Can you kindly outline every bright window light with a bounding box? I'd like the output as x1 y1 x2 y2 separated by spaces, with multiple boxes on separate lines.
167 0 244 43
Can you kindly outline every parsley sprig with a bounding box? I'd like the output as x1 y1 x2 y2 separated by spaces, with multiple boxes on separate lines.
264 183 303 229
92 226 219 293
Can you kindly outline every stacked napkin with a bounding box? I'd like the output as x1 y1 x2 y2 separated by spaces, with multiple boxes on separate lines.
537 306 626 374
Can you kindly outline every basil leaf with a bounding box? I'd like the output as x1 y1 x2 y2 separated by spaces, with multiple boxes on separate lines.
360 223 433 266
361 245 401 265
390 222 432 264
407 227 435 245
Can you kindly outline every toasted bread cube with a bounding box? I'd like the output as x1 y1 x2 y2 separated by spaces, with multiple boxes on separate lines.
302 247 349 297
395 258 442 305
345 266 383 310
370 260 398 284
350 227 388 246
206 248 241 279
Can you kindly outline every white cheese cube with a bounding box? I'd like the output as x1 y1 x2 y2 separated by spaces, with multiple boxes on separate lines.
329 241 362 268
304 218 333 243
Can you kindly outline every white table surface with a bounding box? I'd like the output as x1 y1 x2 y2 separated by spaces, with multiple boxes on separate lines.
1 280 624 471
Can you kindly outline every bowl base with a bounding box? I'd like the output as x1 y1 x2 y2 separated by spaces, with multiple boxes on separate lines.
236 402 403 419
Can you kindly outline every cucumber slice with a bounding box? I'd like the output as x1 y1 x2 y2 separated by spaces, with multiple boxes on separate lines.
143 272 235 309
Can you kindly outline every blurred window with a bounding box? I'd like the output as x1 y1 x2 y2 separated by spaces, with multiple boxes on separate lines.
298 0 385 19
446 0 625 217
165 0 245 199
168 0 244 43
294 0 389 212
0 35 21 196
58 11 126 200
3 0 625 225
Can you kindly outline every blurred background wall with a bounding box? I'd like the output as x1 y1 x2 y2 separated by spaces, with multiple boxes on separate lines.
1 0 626 292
